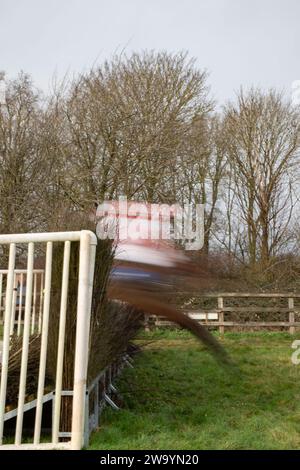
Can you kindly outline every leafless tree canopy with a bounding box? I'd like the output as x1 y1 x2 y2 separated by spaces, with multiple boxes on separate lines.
1 52 300 288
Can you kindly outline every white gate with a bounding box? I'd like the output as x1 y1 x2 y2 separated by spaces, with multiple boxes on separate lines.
0 230 97 450
0 269 44 336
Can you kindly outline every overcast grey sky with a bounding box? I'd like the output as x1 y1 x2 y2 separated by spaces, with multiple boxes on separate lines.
0 0 299 104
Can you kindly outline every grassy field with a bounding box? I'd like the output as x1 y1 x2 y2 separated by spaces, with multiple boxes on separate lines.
89 329 300 450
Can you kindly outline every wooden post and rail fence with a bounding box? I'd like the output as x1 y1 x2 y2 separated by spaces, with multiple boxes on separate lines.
150 292 300 334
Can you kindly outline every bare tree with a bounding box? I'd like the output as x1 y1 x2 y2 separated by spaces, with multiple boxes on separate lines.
56 51 212 210
0 73 51 234
174 114 226 253
223 88 300 269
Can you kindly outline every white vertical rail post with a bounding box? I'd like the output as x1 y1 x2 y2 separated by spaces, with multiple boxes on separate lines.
15 243 34 445
52 241 71 444
34 242 53 444
17 273 24 336
86 241 97 356
84 238 96 449
0 244 16 444
38 271 44 334
9 274 18 336
31 273 37 335
71 231 96 450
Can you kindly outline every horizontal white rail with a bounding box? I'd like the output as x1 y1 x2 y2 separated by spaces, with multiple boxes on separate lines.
0 231 95 244
0 269 44 274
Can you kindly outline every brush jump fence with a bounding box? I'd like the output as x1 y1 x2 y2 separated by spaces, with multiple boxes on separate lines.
151 293 300 334
0 230 98 450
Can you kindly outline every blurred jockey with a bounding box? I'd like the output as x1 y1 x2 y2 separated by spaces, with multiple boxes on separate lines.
96 199 233 366
97 199 192 288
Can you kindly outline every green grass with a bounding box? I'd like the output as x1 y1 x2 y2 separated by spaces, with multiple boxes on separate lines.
89 330 300 450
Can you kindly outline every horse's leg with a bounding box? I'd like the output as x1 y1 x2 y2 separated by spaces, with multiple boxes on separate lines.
107 284 232 366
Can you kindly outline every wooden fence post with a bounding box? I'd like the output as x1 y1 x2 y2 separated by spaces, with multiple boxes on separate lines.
144 314 150 332
218 296 224 335
288 297 295 335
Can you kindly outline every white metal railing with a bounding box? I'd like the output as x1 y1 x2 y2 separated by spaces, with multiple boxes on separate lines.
0 269 44 336
0 230 97 450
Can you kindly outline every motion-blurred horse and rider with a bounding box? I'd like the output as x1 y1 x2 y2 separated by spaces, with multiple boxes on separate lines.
96 199 232 366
